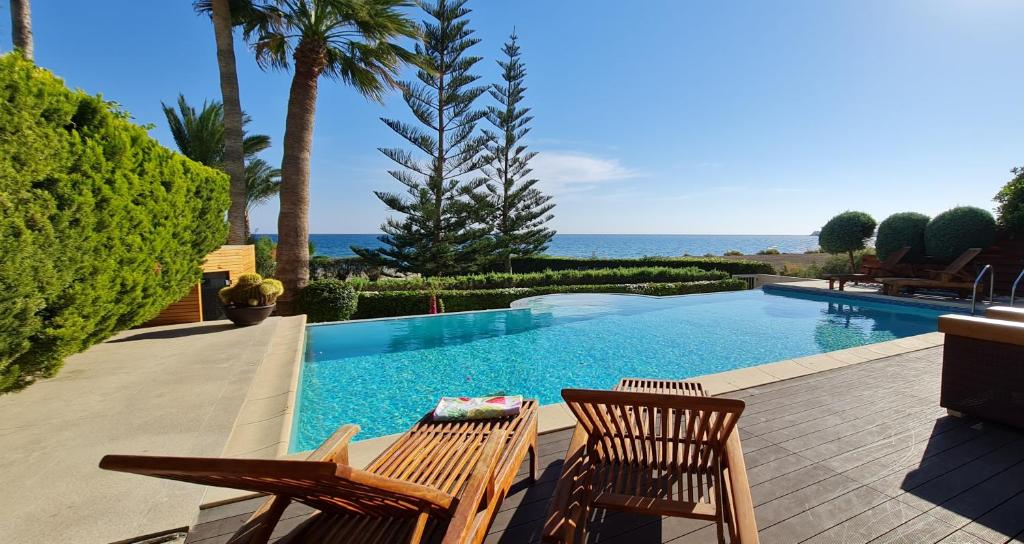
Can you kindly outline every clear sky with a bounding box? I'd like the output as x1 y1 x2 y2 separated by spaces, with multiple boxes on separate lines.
10 0 1023 235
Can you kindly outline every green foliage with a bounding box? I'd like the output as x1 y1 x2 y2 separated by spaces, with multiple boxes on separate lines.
818 211 876 255
0 54 229 391
354 0 491 276
298 279 359 323
994 167 1024 237
162 94 280 238
218 273 283 306
756 248 780 255
349 266 729 292
723 250 743 256
251 235 277 277
875 212 930 262
925 206 996 261
509 255 774 275
477 31 555 272
354 279 747 319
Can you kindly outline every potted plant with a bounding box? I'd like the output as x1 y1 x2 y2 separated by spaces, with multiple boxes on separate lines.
218 273 284 326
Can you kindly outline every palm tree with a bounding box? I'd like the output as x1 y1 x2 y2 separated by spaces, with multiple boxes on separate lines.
161 95 281 239
203 0 249 245
245 0 420 314
9 0 32 59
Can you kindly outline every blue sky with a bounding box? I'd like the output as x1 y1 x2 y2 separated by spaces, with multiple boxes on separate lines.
11 0 1024 235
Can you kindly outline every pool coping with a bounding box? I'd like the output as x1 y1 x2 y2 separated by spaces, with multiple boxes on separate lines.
201 287 955 508
762 282 976 313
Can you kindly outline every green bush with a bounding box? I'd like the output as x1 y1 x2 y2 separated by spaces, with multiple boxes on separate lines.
297 279 358 323
251 236 277 278
925 206 996 261
995 167 1024 237
756 248 780 255
723 250 743 256
508 256 773 275
353 279 747 319
875 212 930 262
0 54 229 392
818 211 877 269
349 266 729 292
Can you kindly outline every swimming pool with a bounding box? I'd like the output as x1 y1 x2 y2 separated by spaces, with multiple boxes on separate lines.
292 288 955 451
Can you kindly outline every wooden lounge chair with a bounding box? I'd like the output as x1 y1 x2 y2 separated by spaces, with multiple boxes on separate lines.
877 247 983 297
823 245 910 291
543 379 757 544
100 401 539 544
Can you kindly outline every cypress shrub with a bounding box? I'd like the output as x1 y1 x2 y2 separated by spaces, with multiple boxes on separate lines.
925 206 996 261
353 279 746 319
348 266 729 292
297 279 358 323
875 212 930 262
507 256 773 275
0 55 229 391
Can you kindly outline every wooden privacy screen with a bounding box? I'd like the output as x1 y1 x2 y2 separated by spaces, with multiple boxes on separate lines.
145 245 256 327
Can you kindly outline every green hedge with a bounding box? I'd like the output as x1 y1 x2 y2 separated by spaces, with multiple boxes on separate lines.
297 279 358 323
348 266 729 292
0 54 229 391
925 206 996 261
353 279 747 319
508 256 773 275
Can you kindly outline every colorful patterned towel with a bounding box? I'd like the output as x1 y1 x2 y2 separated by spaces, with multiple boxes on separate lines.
433 395 523 421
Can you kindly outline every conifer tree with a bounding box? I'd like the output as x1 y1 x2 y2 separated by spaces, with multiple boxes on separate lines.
354 0 489 276
479 31 555 273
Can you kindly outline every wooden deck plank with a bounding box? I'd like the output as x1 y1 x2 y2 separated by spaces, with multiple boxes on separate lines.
181 346 1024 544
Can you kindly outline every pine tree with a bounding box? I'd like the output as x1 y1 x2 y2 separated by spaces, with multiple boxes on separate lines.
480 31 555 273
354 0 490 276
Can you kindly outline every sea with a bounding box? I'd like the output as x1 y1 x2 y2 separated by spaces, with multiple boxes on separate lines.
257 233 820 259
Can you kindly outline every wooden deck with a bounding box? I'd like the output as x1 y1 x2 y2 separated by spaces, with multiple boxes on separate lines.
185 346 1024 543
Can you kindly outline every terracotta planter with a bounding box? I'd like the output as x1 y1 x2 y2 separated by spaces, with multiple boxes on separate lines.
222 304 275 326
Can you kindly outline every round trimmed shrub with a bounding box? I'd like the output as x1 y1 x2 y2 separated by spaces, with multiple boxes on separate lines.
925 206 996 261
818 211 877 269
875 212 930 262
297 279 358 323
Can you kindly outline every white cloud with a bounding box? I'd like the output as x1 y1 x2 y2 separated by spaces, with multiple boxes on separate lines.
530 151 640 194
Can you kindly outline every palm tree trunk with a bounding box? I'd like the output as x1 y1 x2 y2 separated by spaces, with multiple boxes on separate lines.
9 0 32 59
276 43 323 314
210 0 247 245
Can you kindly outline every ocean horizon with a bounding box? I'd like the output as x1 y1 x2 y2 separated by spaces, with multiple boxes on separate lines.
257 233 820 259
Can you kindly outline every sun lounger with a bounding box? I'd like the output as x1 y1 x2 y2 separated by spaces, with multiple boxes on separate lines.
877 248 983 297
543 379 757 544
823 245 910 291
100 400 539 544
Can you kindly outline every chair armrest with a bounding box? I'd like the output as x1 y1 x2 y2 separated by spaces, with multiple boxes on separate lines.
441 430 507 544
723 430 759 544
307 424 360 464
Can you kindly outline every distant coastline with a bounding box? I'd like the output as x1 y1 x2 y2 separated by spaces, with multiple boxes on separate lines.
256 233 820 259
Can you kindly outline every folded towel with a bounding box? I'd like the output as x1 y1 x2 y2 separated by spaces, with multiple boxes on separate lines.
433 395 523 421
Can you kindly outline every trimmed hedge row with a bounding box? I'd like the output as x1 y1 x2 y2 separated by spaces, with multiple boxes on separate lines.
0 54 230 391
348 266 729 292
508 256 773 275
353 279 747 319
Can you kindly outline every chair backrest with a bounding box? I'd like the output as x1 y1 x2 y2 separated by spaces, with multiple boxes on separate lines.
561 389 744 471
943 248 982 275
99 455 455 518
879 246 911 269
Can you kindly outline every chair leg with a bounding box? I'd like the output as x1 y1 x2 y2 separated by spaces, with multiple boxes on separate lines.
529 439 539 483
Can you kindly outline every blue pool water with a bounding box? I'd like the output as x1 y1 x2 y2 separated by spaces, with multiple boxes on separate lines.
292 289 952 451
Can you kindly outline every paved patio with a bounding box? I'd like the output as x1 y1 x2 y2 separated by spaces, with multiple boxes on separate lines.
0 317 303 544
187 346 1024 544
